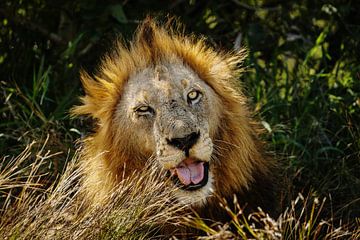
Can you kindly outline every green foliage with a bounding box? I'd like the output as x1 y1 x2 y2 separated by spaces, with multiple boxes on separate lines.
0 0 359 238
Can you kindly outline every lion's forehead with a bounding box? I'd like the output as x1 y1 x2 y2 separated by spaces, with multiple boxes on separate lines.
124 62 202 101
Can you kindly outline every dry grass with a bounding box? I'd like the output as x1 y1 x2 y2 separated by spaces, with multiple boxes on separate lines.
0 139 185 239
0 140 359 239
185 194 359 239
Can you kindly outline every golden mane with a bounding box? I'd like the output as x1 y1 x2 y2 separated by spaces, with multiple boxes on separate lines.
72 17 276 213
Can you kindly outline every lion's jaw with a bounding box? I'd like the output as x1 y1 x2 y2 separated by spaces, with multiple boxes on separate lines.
118 62 221 206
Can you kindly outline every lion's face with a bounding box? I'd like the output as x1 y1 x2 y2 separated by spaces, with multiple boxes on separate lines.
116 61 221 205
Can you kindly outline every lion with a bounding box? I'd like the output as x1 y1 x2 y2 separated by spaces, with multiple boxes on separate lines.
72 17 278 221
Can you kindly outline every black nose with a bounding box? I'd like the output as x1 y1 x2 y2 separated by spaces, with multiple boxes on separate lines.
167 132 200 153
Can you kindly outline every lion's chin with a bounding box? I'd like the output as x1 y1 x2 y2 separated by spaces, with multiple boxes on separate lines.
173 172 214 207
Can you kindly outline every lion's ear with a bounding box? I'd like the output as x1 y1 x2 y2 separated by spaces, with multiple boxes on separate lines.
135 16 161 62
136 16 156 48
71 70 117 121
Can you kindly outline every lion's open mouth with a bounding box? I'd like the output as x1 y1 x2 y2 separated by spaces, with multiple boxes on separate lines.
169 158 209 191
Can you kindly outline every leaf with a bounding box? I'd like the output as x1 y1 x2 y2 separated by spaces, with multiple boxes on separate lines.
261 120 272 133
109 4 127 24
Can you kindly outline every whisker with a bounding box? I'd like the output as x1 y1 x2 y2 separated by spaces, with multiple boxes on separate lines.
211 146 225 158
214 139 242 149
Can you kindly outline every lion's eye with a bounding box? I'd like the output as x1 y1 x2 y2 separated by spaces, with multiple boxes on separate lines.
187 90 201 104
134 106 154 116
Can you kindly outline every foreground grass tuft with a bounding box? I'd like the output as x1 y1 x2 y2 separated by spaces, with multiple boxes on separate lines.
0 141 185 239
0 142 359 239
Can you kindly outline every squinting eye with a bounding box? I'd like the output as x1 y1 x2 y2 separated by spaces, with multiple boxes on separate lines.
135 106 154 115
187 90 201 104
137 106 150 112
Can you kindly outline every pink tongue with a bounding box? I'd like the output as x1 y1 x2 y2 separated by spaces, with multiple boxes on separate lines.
175 161 204 186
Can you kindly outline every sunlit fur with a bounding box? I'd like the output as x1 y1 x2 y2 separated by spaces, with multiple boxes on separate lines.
72 17 276 213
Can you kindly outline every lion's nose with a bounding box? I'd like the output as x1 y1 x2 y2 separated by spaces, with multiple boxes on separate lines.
166 132 200 154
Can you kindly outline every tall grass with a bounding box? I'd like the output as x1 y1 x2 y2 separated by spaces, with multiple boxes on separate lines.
0 141 358 239
0 140 186 239
246 25 360 222
186 194 359 239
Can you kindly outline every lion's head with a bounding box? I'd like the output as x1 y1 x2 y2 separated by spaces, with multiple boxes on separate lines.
73 17 274 209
